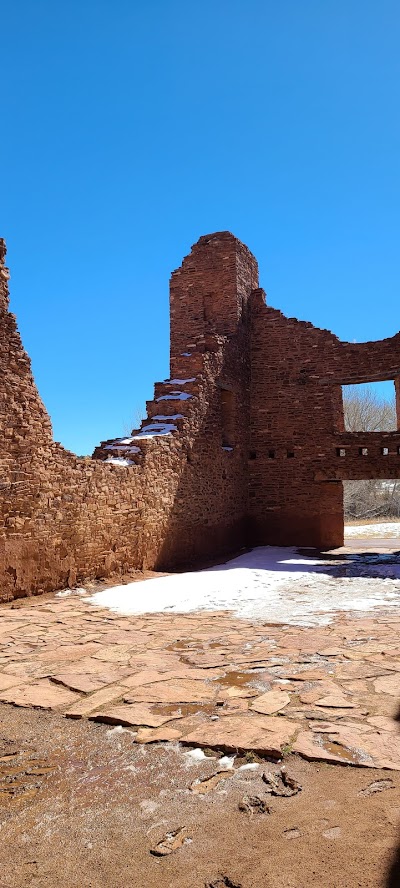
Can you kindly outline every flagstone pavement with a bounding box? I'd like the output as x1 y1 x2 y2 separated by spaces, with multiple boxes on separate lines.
1 590 400 769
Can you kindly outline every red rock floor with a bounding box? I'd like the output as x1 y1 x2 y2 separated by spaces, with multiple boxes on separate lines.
1 543 400 770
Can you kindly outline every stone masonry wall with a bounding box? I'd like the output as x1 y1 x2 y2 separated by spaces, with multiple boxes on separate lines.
95 233 258 570
249 291 400 548
0 233 257 601
1 231 400 601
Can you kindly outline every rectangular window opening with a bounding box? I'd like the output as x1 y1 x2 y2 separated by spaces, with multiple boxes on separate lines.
342 382 397 432
268 449 276 459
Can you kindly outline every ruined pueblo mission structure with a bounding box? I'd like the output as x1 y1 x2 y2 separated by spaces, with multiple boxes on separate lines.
1 231 400 603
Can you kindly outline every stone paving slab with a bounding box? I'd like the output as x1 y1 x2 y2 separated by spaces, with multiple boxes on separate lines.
90 704 184 727
0 678 81 710
1 590 400 768
179 714 300 757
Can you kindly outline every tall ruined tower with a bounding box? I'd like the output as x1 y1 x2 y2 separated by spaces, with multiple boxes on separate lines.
153 232 260 565
169 231 258 374
0 239 9 313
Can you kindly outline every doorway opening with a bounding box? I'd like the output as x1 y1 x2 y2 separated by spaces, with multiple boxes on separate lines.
344 478 400 552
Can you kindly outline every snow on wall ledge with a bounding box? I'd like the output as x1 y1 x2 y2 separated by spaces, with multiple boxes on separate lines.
1 229 400 602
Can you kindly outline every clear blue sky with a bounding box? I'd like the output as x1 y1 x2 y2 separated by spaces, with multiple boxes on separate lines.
2 1 399 454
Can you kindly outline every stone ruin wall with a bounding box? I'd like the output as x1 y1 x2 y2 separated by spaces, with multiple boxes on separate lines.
249 293 400 548
1 230 400 602
0 234 257 602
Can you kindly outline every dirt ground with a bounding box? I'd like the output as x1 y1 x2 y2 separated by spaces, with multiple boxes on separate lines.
2 537 400 887
0 703 399 888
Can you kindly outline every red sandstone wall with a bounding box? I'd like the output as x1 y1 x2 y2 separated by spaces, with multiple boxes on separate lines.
169 232 258 359
248 291 400 549
1 230 400 600
95 233 259 569
157 233 258 567
0 239 185 601
0 234 258 600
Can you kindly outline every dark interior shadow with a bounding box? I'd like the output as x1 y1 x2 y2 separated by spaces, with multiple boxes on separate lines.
196 545 400 583
386 704 400 886
161 544 400 584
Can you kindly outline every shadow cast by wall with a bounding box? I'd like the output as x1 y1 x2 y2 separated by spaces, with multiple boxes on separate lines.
385 703 400 887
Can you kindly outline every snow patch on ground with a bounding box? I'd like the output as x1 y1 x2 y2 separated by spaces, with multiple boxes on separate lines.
105 457 134 466
106 725 133 737
88 545 400 626
183 748 208 765
56 587 87 598
345 522 400 538
218 754 235 769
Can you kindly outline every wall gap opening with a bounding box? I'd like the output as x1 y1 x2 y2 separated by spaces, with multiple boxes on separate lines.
342 382 397 432
344 479 400 521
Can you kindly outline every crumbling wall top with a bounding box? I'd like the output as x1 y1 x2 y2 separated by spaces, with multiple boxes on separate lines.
169 231 259 360
0 239 10 313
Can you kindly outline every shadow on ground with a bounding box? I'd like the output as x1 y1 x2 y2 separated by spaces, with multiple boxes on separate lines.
386 703 400 887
